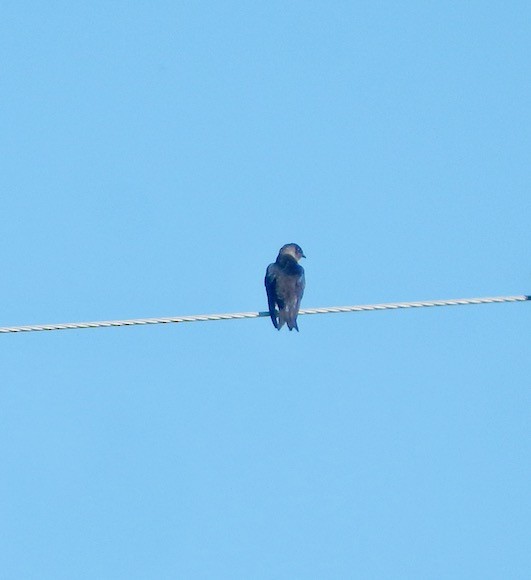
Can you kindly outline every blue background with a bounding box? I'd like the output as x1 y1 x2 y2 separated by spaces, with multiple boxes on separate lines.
1 2 530 578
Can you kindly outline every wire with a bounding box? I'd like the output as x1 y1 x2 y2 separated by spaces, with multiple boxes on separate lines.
0 294 528 334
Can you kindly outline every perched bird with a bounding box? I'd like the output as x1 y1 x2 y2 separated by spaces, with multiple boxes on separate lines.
264 243 306 331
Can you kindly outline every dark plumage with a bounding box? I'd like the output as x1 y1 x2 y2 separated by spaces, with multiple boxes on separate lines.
264 243 306 331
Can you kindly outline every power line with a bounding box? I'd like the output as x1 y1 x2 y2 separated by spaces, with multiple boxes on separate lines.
0 294 528 335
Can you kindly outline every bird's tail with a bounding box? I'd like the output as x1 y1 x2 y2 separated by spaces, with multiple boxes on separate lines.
278 308 299 332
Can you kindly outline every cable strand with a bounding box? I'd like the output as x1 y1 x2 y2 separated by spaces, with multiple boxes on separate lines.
0 294 528 334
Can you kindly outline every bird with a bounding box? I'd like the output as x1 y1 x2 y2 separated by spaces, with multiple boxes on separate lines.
264 243 306 331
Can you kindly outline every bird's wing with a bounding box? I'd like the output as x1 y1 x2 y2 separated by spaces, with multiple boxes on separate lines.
286 270 305 331
295 270 305 309
297 269 305 295
264 264 280 328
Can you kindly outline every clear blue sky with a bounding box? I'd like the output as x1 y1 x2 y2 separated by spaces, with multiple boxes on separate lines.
1 2 530 578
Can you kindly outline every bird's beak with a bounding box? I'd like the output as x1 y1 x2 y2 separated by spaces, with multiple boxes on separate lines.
301 253 306 259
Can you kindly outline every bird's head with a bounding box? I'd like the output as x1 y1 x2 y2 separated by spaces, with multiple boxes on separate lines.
278 243 306 262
